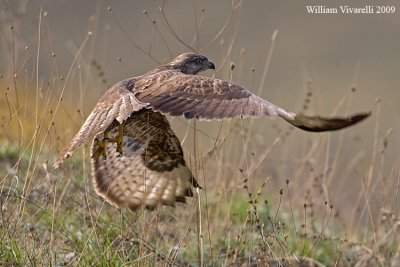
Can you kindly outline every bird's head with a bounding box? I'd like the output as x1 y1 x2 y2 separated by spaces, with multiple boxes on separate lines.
169 53 215 75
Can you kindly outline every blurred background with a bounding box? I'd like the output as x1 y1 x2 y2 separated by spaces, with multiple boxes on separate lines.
1 0 399 228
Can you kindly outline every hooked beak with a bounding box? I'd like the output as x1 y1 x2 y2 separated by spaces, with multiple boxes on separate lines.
208 61 215 70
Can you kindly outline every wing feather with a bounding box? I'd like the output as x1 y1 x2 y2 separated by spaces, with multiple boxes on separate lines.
135 72 295 120
134 71 370 130
53 79 148 169
283 112 372 132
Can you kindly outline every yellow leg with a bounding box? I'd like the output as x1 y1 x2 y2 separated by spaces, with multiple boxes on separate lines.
104 124 124 157
92 129 110 160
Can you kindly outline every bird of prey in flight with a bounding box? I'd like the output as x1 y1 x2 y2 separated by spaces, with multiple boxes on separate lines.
53 53 370 211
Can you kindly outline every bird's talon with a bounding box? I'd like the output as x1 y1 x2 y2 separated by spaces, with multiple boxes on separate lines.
93 136 108 160
105 124 124 156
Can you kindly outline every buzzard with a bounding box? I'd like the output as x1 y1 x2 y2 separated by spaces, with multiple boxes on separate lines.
53 53 370 211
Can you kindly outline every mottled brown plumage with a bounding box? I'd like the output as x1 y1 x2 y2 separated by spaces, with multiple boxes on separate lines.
92 110 198 211
53 52 370 212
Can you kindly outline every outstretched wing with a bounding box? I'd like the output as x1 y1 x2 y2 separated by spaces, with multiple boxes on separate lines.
91 109 199 211
53 79 148 169
134 71 296 120
134 71 370 131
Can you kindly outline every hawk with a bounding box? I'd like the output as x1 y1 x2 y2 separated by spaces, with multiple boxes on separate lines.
53 53 370 211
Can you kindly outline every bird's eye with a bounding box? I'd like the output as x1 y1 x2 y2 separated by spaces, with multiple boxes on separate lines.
196 58 203 64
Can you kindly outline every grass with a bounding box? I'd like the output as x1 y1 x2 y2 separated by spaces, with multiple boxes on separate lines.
0 1 399 266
